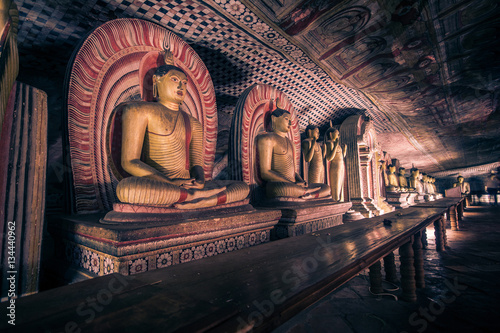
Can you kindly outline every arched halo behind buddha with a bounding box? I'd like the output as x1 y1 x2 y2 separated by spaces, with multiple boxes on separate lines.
67 18 217 213
229 84 301 186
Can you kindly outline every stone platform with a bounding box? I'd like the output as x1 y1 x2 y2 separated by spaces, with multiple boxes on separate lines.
386 191 410 209
48 204 280 278
255 198 352 239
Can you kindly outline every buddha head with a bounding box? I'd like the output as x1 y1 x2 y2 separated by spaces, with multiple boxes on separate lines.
305 120 319 141
325 128 339 142
152 64 188 105
271 108 291 134
388 164 396 174
399 167 406 176
457 175 464 184
410 167 419 178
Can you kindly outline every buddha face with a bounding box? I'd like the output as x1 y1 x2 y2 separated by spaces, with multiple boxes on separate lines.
457 176 464 183
308 127 319 140
389 165 396 173
399 168 406 176
154 69 188 104
328 129 339 141
272 112 291 133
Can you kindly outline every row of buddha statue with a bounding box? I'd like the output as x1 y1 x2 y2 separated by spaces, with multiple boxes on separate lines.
113 52 346 211
384 164 439 196
111 49 447 213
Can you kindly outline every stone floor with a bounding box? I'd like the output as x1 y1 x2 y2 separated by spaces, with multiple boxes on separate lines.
273 205 500 333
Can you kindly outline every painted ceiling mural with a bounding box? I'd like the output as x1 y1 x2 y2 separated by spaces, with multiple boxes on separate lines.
13 0 500 174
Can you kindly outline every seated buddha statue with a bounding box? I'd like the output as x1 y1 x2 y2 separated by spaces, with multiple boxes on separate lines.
386 164 399 192
325 123 347 202
301 119 325 185
398 167 408 192
453 175 470 196
409 167 421 192
421 174 431 194
256 108 330 199
115 55 249 209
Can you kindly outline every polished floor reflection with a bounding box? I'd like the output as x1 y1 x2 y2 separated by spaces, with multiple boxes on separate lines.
274 205 500 333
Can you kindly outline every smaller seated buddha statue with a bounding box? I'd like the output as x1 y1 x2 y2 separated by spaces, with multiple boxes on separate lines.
301 118 325 185
325 122 347 202
256 108 330 200
386 164 399 192
409 167 421 192
421 174 430 194
453 175 470 197
398 167 408 192
429 176 436 194
115 52 249 209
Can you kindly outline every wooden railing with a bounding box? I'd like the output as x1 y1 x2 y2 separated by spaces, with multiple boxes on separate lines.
0 197 464 333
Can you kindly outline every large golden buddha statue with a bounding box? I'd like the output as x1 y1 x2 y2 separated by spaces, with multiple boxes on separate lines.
325 123 346 202
386 164 399 192
398 167 408 192
256 108 330 199
301 119 325 185
115 54 249 209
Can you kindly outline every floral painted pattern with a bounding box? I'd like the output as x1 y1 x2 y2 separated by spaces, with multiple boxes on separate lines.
180 248 193 263
103 257 114 275
157 252 173 268
90 252 100 274
129 258 148 275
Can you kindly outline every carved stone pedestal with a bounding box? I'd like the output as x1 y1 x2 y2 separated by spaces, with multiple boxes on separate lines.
256 199 352 239
349 198 383 218
406 192 418 206
386 192 410 209
424 194 435 201
414 194 426 204
48 204 280 280
343 209 365 222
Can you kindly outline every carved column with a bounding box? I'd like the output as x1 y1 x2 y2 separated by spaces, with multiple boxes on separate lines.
1 83 47 299
340 115 384 218
369 260 384 294
413 231 425 288
400 237 417 302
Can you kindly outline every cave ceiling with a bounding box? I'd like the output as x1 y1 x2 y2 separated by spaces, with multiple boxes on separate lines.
12 0 500 174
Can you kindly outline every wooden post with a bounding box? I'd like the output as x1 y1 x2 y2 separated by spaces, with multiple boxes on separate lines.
369 260 384 294
449 205 459 231
421 228 428 249
434 217 445 252
458 201 464 220
441 216 448 248
413 231 425 288
383 252 399 283
400 237 417 302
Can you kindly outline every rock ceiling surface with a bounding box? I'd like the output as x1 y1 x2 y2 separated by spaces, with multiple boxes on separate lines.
12 0 500 174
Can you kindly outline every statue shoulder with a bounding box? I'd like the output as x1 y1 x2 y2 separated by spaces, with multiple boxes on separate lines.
256 132 278 145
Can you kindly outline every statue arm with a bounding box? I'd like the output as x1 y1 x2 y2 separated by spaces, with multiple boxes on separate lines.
301 139 314 163
257 135 294 183
325 140 338 161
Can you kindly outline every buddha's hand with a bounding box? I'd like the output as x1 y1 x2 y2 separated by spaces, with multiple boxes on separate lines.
295 180 307 188
179 178 205 190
